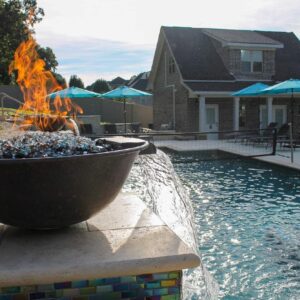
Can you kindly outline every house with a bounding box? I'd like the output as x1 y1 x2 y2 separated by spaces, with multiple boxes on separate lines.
127 71 153 106
108 76 128 90
148 26 300 134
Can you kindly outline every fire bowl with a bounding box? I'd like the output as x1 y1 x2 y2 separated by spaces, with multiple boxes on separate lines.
0 137 148 229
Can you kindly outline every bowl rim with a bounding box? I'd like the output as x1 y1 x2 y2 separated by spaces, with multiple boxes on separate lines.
0 138 149 164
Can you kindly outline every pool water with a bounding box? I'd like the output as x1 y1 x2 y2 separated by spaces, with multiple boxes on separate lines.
165 150 300 299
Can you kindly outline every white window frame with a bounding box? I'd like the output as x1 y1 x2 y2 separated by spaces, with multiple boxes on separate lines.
241 50 263 73
259 104 287 129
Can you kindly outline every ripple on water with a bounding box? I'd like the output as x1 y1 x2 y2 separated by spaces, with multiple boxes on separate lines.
166 150 300 300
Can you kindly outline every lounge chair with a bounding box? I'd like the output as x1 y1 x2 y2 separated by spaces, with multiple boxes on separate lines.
277 124 300 149
246 122 277 147
277 123 289 145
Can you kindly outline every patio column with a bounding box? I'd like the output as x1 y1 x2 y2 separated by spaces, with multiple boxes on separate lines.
267 97 273 125
199 96 206 132
233 97 240 131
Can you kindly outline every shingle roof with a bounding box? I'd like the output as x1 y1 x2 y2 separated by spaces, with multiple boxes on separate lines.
203 28 282 46
128 72 150 91
163 27 234 81
162 26 300 92
256 31 300 81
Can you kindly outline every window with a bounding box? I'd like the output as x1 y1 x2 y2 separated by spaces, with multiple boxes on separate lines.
241 50 263 73
168 57 175 74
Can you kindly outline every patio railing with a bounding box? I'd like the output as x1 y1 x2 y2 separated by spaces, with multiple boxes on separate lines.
98 128 279 160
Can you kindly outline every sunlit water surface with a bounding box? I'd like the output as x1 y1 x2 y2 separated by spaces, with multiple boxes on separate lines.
165 150 300 300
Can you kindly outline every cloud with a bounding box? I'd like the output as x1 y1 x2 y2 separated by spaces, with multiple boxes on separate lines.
35 0 300 85
36 32 154 85
36 0 300 43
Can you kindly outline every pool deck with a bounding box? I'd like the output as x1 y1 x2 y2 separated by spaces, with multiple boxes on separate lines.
0 192 200 287
154 140 300 171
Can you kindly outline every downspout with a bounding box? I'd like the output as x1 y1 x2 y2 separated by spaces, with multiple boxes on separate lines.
164 52 176 130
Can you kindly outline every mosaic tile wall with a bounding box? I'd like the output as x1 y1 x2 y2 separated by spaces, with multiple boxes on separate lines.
0 271 182 300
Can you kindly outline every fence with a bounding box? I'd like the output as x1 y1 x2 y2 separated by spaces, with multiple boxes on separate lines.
101 129 278 160
71 98 153 128
275 123 299 164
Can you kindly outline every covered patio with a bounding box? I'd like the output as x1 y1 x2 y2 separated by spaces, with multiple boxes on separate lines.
196 82 300 135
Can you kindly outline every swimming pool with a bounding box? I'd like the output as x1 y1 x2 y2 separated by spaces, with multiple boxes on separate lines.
165 150 300 299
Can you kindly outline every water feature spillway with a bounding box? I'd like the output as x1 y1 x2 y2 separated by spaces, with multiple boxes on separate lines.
124 150 219 299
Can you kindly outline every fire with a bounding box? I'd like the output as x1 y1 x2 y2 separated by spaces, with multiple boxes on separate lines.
9 35 82 131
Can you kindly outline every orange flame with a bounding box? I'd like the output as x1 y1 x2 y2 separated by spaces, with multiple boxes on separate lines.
9 35 82 131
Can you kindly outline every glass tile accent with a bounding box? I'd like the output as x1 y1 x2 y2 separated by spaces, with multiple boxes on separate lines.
0 271 182 300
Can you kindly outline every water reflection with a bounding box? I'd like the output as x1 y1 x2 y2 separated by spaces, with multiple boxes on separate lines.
166 150 300 299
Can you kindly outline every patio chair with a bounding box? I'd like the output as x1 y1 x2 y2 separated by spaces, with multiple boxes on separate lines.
246 122 277 147
229 129 259 144
277 124 300 149
277 123 289 145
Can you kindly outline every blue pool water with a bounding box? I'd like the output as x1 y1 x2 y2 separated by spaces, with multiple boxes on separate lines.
165 150 300 299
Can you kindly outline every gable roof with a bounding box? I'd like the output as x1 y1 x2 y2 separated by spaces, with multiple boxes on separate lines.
256 31 300 81
163 26 234 81
160 26 300 93
128 72 150 91
203 28 283 48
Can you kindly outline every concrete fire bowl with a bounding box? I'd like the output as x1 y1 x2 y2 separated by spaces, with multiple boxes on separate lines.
0 137 148 229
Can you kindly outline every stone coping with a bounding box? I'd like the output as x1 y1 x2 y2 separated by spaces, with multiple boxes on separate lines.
0 193 200 287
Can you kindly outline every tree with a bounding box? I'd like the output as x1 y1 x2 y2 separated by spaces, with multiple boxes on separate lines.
53 73 67 88
69 75 84 88
36 46 58 72
36 45 66 88
87 79 110 93
0 0 44 84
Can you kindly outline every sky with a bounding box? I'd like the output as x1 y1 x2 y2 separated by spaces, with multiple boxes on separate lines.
35 0 300 85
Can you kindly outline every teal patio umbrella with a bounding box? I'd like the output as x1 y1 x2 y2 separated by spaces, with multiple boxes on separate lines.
258 79 300 132
48 87 101 99
101 86 152 133
261 79 300 95
232 82 269 97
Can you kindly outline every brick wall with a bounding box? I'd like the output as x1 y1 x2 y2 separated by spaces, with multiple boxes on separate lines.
244 98 261 129
186 99 199 131
263 51 276 75
274 97 300 136
153 42 190 131
209 38 276 81
243 97 300 134
232 50 275 81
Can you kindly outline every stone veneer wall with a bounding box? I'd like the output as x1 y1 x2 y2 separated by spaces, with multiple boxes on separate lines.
153 42 190 132
244 98 261 129
186 98 199 132
209 38 275 80
0 271 182 300
243 97 300 131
